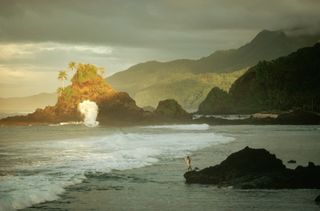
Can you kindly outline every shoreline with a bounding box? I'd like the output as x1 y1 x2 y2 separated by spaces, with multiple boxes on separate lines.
22 125 320 211
2 109 320 127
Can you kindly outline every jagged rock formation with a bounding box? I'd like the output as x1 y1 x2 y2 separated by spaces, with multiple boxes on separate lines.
184 147 320 189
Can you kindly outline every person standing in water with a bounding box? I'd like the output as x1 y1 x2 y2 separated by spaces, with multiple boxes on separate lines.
185 155 192 171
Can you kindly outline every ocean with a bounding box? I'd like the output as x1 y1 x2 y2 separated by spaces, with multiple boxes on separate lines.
0 124 320 210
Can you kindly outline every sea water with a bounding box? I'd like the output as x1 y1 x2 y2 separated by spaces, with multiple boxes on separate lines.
0 124 234 210
23 124 320 211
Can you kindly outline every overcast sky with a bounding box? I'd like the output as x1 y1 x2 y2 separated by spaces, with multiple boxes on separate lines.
0 0 320 97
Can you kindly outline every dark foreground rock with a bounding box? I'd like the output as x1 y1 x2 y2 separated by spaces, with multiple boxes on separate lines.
184 147 320 189
316 194 320 203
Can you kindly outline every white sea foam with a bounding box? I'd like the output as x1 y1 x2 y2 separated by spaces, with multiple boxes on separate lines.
48 121 83 126
0 130 233 210
192 114 251 120
78 100 99 127
142 124 210 130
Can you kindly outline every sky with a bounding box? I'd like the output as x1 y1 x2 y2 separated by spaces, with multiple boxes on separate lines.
0 0 320 98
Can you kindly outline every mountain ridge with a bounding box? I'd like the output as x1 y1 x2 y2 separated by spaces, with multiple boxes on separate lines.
1 30 319 113
108 29 319 109
198 42 320 114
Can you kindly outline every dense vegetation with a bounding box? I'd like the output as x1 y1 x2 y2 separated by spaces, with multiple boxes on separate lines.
133 70 246 111
108 30 319 110
1 62 192 125
56 63 115 115
198 43 320 114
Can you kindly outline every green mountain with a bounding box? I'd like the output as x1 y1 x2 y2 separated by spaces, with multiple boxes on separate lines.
130 70 246 111
1 30 318 113
198 43 320 114
108 30 319 110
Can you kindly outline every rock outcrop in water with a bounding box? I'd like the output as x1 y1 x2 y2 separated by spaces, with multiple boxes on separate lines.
154 99 191 121
0 63 146 126
0 63 191 126
184 147 320 189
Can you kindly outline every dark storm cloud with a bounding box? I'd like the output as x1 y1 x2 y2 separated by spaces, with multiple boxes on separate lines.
0 0 319 49
1 0 320 97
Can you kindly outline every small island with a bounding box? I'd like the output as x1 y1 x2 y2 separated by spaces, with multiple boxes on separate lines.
0 63 192 126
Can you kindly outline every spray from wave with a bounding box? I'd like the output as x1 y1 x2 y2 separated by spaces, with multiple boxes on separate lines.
78 100 99 127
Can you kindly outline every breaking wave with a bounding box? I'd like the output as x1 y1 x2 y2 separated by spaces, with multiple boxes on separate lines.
0 129 233 210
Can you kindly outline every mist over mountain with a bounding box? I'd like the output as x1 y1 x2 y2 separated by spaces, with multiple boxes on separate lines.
108 30 319 110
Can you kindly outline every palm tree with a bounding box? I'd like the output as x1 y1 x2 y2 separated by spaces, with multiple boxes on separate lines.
58 70 68 89
68 62 76 72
